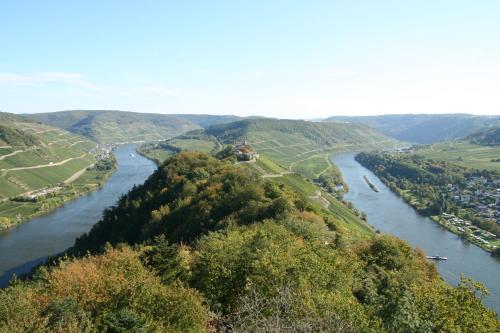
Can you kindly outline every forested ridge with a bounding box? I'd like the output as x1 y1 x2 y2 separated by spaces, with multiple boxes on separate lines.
468 126 500 146
0 152 498 332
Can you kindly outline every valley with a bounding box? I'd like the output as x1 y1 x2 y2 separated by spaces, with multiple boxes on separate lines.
0 110 499 330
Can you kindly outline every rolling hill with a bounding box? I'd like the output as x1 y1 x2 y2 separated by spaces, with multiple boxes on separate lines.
324 114 500 144
0 112 114 228
28 110 244 144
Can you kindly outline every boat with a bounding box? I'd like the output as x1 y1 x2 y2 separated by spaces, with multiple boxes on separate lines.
130 153 135 157
426 255 448 260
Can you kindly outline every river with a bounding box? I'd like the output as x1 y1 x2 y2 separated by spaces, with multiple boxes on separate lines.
332 152 500 314
0 144 156 287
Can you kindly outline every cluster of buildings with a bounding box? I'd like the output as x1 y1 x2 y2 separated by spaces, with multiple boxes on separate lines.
20 186 62 201
441 213 497 246
91 143 116 160
445 175 500 225
234 141 260 161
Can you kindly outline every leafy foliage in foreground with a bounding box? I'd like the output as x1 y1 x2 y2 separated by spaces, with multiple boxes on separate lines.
1 152 498 332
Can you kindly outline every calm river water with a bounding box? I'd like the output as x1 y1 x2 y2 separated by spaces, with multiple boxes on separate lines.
332 152 500 314
0 144 156 287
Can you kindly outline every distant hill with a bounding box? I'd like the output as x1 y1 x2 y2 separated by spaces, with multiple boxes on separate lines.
468 126 500 146
28 110 201 143
205 118 391 146
324 114 500 144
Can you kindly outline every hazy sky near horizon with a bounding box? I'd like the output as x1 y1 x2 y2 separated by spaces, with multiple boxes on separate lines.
1 1 499 118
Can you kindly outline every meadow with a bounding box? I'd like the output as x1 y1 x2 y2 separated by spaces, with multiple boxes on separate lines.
416 141 500 172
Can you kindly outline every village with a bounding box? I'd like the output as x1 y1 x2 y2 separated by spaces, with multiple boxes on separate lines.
90 143 116 161
440 213 497 246
445 175 500 226
437 175 500 250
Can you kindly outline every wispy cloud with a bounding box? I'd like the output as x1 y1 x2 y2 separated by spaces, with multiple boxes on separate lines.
0 72 100 90
0 71 178 97
326 70 358 77
130 85 177 96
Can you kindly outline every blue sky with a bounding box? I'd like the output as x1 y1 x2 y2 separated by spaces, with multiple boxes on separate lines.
1 1 499 118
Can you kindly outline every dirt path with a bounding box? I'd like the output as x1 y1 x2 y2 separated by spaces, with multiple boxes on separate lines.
68 140 86 147
3 154 86 171
0 149 25 160
64 162 94 183
262 171 293 178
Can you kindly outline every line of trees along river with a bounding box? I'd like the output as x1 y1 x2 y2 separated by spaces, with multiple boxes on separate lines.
332 153 500 314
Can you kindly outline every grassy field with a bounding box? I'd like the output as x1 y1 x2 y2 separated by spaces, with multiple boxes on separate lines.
416 141 500 172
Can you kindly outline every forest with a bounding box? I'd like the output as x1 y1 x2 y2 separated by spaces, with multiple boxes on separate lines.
0 152 498 332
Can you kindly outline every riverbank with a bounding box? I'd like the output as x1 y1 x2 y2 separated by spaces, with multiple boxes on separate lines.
363 174 497 254
0 145 157 287
332 152 500 314
0 156 117 231
354 152 500 255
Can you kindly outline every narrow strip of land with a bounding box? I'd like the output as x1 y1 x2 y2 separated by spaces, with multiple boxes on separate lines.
0 149 25 160
3 154 87 171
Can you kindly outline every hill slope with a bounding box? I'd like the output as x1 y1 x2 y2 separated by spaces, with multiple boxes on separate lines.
0 112 114 228
28 110 201 143
325 114 500 144
468 126 500 146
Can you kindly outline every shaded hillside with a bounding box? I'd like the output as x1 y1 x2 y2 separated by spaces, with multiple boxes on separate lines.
28 110 200 143
0 152 491 332
325 114 500 144
468 126 500 146
0 125 40 147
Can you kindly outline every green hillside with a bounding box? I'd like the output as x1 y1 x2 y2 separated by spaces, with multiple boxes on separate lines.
205 118 396 175
325 114 500 144
1 152 495 332
0 112 115 228
28 110 244 144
